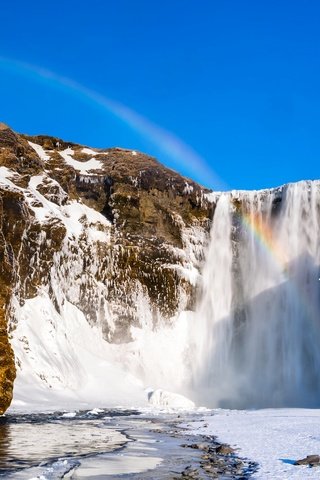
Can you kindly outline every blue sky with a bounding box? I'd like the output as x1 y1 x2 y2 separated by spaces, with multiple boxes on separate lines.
0 0 319 190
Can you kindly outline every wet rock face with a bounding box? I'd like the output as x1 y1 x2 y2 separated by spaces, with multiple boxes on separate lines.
0 125 214 412
0 187 29 413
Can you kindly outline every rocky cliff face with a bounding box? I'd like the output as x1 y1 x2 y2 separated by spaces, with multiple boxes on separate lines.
0 123 214 412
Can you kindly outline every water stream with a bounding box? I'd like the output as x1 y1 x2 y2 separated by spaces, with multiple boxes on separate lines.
0 409 207 479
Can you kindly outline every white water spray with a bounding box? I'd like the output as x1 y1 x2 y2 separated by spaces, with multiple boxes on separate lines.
192 180 320 408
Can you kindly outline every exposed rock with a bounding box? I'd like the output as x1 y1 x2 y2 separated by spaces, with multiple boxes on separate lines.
295 455 320 466
0 188 28 413
216 444 235 455
177 439 257 479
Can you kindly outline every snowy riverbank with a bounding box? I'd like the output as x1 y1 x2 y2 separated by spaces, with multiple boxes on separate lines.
189 408 320 479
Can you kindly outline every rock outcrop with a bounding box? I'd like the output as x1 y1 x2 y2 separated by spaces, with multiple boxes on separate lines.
0 123 214 412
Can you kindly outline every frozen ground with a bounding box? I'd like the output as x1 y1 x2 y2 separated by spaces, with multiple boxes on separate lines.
190 408 320 479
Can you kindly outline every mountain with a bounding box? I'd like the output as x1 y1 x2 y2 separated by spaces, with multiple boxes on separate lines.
0 123 213 413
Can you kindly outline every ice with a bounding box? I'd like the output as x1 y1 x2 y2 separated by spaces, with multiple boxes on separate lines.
24 459 80 480
75 454 162 477
61 411 77 418
88 408 104 415
147 388 195 410
173 264 200 286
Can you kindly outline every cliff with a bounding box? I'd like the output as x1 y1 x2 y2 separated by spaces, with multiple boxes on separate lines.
0 123 214 412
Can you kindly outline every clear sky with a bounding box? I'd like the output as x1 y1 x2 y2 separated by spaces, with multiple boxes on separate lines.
0 0 319 190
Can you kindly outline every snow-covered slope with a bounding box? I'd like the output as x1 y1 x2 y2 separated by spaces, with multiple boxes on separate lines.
11 293 146 410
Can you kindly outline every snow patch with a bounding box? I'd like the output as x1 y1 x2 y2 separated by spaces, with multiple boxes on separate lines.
0 166 17 183
60 148 103 174
82 147 97 156
183 182 194 194
28 141 50 161
81 147 107 156
25 174 111 240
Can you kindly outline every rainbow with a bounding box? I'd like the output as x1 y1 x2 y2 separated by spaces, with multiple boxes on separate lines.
240 211 289 269
239 209 320 325
0 56 226 190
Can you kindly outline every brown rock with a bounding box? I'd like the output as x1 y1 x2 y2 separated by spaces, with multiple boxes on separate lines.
216 444 235 455
295 455 320 466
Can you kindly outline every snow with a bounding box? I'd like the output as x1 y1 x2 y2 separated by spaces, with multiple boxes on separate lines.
81 147 106 156
63 201 111 240
28 141 50 161
204 191 218 203
0 167 21 192
24 174 111 240
125 309 195 396
60 147 103 174
183 182 194 194
0 166 16 181
10 292 148 412
190 408 320 479
129 175 139 187
81 147 97 156
9 290 196 413
26 175 59 223
147 389 195 410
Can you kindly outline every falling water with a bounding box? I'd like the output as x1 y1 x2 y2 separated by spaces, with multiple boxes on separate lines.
192 180 320 409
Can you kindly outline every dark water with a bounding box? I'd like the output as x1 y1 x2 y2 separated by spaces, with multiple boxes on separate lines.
0 408 207 479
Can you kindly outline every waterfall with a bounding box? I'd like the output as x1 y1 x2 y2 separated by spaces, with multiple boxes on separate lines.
192 180 320 408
